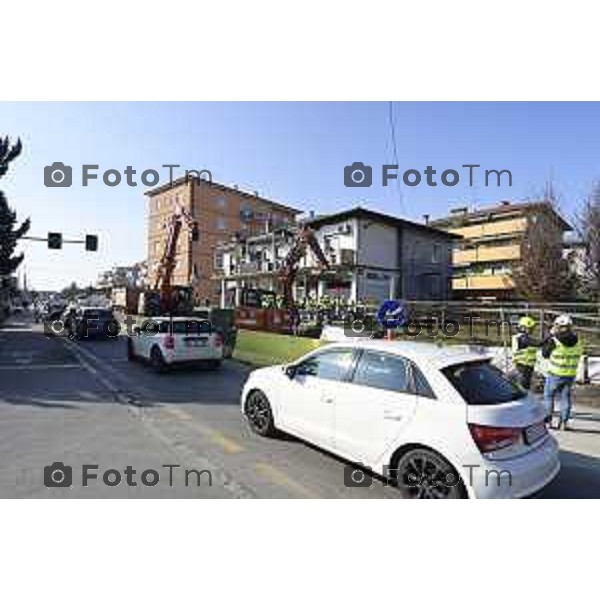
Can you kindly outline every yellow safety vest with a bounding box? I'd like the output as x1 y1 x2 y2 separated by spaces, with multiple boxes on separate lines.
512 334 537 367
548 338 583 378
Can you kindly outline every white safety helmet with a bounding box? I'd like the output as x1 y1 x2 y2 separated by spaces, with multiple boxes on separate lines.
553 314 573 328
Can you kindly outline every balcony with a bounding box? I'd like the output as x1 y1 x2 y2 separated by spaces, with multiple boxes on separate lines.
453 274 515 290
453 244 521 265
449 217 527 240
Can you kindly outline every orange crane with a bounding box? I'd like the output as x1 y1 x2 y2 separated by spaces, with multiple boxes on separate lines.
143 204 198 316
233 225 329 332
279 225 330 310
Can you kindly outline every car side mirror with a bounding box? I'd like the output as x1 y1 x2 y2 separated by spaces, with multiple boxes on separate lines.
133 326 141 335
284 365 297 379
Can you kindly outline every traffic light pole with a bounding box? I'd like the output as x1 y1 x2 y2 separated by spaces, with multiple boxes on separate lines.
22 233 98 251
22 236 86 244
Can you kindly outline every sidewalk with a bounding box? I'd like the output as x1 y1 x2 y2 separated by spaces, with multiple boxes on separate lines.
575 384 600 408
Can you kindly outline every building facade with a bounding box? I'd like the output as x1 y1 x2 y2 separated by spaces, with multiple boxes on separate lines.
96 261 147 291
431 200 572 300
146 177 300 302
215 207 458 306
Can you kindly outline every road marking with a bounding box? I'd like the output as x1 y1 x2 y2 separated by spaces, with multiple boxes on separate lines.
161 405 244 454
140 416 255 499
60 338 120 394
0 363 82 371
254 462 317 498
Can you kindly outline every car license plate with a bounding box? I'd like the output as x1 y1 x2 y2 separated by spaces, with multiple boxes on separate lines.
525 422 546 445
186 338 207 347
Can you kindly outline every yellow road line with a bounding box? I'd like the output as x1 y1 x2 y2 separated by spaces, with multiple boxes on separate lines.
254 462 317 498
162 405 244 454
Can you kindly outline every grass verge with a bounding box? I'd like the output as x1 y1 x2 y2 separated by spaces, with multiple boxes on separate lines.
233 329 324 367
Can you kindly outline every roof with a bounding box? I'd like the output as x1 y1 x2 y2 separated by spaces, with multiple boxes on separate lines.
431 200 572 231
145 176 302 214
305 207 462 239
326 339 493 369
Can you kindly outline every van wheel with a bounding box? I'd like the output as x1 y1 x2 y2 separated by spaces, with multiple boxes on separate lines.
393 448 466 499
150 346 166 373
245 390 276 437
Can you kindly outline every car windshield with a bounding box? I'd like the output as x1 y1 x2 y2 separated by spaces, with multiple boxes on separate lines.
442 360 527 405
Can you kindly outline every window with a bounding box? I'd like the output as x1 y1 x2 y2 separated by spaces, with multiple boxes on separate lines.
296 349 355 382
216 196 227 210
412 366 436 398
432 243 440 263
352 352 410 393
443 360 526 405
158 320 211 335
217 217 227 231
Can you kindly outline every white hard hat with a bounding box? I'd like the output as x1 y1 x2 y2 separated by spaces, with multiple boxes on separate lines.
553 314 573 328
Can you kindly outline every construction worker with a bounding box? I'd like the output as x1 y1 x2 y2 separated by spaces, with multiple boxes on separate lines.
541 314 584 430
511 316 538 390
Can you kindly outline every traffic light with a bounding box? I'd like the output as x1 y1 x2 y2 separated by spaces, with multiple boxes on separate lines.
48 232 62 250
85 234 98 252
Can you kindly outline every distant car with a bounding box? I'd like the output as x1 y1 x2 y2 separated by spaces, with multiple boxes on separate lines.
241 340 560 499
127 317 224 372
68 306 119 340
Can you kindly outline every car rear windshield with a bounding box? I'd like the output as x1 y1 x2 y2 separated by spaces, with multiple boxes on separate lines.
83 310 113 319
158 320 211 335
442 360 527 405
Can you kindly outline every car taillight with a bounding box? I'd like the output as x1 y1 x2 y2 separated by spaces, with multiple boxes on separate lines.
468 424 522 453
163 335 175 349
214 333 223 347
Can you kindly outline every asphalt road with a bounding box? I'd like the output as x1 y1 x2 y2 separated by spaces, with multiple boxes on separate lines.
1 315 600 498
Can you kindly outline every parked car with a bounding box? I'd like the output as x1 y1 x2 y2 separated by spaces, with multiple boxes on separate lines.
241 340 559 499
68 306 119 340
127 317 223 372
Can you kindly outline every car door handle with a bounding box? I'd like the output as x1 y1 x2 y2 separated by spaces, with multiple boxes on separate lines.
321 396 334 404
383 410 403 421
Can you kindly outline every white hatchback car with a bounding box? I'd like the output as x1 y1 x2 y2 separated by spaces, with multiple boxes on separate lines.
127 317 223 372
241 340 560 499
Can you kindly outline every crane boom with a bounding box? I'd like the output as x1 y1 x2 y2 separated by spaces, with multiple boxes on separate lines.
147 204 198 315
279 225 329 309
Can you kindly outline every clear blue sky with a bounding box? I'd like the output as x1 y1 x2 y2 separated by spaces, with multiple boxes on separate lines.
1 101 598 290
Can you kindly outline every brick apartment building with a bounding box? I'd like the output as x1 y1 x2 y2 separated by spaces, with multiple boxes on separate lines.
145 177 300 302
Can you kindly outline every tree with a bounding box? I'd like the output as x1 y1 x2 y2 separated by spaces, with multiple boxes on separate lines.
576 183 600 300
512 202 574 301
0 136 30 280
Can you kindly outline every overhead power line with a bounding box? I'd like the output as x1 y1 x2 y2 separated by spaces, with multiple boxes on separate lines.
387 101 405 214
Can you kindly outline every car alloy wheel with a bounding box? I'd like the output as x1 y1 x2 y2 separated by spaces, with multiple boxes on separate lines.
245 390 276 437
395 448 465 499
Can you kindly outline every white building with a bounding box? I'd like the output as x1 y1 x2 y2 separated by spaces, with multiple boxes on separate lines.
215 207 458 306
